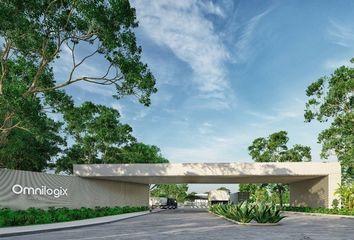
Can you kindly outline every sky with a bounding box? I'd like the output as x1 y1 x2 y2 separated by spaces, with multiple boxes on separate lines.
55 0 354 192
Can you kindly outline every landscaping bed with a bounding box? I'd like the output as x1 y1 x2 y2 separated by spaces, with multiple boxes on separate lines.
0 206 148 227
283 206 354 216
209 202 285 225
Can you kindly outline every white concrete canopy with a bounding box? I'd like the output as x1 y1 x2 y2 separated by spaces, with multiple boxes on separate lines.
74 162 341 208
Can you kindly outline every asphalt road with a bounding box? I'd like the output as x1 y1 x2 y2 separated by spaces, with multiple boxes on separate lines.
2 208 354 240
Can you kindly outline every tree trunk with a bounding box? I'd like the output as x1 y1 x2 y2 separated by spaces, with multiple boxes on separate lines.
278 187 283 208
0 112 14 145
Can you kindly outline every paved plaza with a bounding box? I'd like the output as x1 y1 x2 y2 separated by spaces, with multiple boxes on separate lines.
2 208 353 240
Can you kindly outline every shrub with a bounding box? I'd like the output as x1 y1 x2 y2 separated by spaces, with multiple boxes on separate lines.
209 202 285 224
228 202 254 223
283 206 354 216
335 182 354 209
0 206 148 227
253 203 285 223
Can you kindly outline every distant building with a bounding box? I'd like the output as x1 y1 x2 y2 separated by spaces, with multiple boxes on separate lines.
230 192 250 204
208 190 230 205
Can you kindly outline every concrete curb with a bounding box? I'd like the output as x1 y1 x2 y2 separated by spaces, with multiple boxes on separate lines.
0 210 160 237
283 211 354 219
208 211 281 226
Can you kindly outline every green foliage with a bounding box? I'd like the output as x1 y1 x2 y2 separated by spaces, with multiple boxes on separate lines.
253 187 271 203
228 202 254 223
0 127 63 171
239 183 258 195
0 0 158 171
334 182 354 209
185 192 197 201
151 184 188 203
283 206 354 216
248 131 311 207
209 202 285 224
0 0 156 106
112 143 169 164
248 131 311 163
0 206 148 227
252 203 285 223
305 58 354 181
55 101 138 173
0 58 68 170
332 199 340 209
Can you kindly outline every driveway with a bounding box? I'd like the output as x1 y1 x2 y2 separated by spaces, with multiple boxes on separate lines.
2 208 353 240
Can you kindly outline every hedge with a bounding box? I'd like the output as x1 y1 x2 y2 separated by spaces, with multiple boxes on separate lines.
0 206 148 227
283 206 354 216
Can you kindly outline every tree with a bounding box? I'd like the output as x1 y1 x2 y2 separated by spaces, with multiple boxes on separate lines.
185 192 197 201
0 122 64 171
112 143 169 164
248 131 312 207
0 0 156 144
55 102 169 173
0 57 71 170
55 101 136 173
239 183 258 194
151 184 189 203
305 59 354 181
334 182 354 209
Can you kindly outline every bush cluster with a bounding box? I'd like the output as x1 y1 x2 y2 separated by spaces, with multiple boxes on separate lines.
209 202 285 224
283 206 354 216
0 206 148 227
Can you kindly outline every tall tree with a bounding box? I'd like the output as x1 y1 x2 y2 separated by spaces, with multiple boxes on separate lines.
0 122 64 171
305 58 354 181
107 142 169 164
0 57 71 170
247 131 312 207
0 0 156 144
55 101 136 174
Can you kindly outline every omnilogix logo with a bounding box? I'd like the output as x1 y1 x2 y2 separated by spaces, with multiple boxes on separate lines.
12 184 68 198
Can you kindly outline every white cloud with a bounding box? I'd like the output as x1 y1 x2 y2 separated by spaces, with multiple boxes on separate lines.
327 19 354 47
233 9 271 63
111 102 124 117
131 0 231 106
198 1 226 18
246 98 304 128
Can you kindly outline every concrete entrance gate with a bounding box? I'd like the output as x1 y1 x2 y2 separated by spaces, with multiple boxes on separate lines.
74 162 341 208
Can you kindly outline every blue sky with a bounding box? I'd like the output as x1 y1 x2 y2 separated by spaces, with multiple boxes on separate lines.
55 0 354 192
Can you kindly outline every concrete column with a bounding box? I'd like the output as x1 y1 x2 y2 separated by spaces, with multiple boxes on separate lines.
289 173 341 208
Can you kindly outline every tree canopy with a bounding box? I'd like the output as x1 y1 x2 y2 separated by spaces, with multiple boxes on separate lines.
305 58 354 181
0 0 156 143
248 131 311 163
0 0 164 172
244 131 312 207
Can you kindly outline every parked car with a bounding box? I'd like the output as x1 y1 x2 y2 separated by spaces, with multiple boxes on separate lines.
159 197 178 209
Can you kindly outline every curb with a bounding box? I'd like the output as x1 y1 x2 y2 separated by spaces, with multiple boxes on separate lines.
282 211 354 219
0 210 161 237
208 211 281 226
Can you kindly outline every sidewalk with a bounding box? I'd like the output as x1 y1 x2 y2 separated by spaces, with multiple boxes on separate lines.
0 210 157 237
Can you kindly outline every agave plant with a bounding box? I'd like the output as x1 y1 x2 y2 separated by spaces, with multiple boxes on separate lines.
209 204 227 216
231 202 254 223
252 203 286 223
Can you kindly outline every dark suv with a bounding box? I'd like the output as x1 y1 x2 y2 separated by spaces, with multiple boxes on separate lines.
167 198 177 209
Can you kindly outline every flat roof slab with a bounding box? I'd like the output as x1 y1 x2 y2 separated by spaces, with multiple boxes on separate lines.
73 162 340 184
